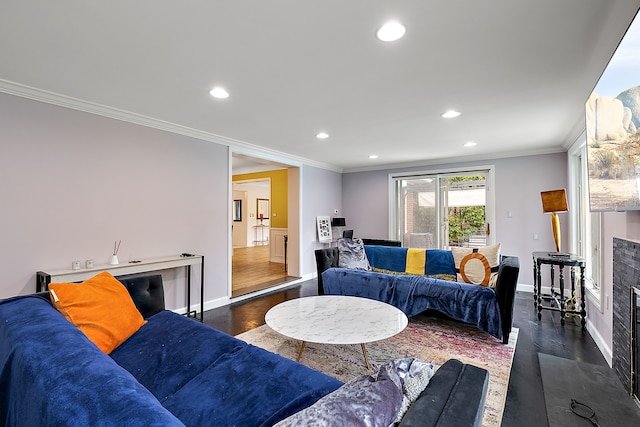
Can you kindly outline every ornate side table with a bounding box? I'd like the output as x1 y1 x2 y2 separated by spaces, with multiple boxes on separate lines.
532 252 586 329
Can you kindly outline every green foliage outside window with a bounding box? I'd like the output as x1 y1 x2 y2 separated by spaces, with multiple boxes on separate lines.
447 176 486 246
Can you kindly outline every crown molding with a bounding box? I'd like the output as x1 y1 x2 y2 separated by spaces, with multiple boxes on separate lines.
0 79 344 173
341 146 568 174
0 79 571 176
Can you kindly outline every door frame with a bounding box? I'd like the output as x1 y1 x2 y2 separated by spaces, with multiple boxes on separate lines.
229 150 301 300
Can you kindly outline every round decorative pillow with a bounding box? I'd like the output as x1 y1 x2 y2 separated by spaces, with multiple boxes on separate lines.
459 252 491 286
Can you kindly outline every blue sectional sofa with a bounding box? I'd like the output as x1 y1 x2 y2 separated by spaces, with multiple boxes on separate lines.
0 273 492 426
315 244 520 343
0 291 340 426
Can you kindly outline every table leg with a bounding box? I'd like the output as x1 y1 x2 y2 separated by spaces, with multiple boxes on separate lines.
559 266 566 325
296 341 306 362
579 265 587 331
361 343 371 370
533 261 538 309
537 261 543 320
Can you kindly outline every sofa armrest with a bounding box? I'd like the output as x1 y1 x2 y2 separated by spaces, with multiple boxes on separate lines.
398 359 489 427
494 255 520 344
314 248 339 295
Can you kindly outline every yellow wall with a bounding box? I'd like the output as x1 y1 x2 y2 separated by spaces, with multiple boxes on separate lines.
233 169 288 229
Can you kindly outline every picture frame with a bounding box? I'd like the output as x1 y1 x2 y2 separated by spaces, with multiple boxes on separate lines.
233 200 242 222
317 216 332 242
257 198 269 220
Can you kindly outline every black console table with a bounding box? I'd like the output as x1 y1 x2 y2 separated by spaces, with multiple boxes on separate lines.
532 252 586 329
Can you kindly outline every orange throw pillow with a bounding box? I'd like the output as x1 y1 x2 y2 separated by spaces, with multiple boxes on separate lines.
49 272 146 354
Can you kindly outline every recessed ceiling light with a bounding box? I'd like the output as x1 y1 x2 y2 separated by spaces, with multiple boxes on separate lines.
316 132 329 140
464 141 477 147
369 154 379 159
209 87 229 99
441 110 461 119
376 21 406 42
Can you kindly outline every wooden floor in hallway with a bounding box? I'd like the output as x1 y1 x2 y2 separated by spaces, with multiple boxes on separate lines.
232 245 297 298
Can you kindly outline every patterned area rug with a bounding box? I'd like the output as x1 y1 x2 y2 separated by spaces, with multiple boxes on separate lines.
237 314 518 427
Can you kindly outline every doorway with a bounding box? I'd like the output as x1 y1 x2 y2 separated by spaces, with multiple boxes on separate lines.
231 154 299 298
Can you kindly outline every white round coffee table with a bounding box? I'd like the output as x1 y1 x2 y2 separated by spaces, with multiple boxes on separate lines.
265 295 408 369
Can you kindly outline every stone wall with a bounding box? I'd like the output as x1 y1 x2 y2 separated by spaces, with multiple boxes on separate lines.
612 237 638 394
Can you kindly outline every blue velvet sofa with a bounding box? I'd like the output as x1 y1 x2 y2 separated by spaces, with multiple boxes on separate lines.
0 274 492 426
0 275 342 427
315 245 520 344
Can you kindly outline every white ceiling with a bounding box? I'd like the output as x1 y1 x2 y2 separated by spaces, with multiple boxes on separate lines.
1 1 639 172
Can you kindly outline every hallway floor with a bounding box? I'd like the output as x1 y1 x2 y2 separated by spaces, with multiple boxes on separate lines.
232 245 296 297
203 280 613 427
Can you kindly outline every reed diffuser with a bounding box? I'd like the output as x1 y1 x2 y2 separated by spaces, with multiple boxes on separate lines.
110 240 121 265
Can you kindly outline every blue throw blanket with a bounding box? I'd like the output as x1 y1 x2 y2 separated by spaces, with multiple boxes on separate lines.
0 295 343 426
322 268 503 339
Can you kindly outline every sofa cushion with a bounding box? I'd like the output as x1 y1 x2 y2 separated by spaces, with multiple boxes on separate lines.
451 243 501 287
338 238 371 270
110 310 247 401
49 272 146 354
161 342 343 427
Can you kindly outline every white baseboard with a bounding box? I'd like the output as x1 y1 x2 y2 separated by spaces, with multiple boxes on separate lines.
586 318 613 367
517 283 533 293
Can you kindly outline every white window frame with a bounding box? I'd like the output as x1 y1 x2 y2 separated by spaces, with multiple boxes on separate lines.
568 135 603 311
388 165 496 248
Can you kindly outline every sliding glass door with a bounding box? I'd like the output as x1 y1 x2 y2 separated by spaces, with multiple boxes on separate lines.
391 167 494 249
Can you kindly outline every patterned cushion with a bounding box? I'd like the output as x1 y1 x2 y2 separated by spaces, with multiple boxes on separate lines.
451 243 501 287
338 238 371 270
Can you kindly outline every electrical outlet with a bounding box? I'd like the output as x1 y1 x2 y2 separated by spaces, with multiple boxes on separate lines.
533 233 539 240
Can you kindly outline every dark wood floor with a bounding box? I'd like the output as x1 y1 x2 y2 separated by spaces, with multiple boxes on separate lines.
203 280 609 427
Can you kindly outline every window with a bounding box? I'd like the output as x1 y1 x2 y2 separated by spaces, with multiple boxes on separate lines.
389 166 495 248
569 137 602 310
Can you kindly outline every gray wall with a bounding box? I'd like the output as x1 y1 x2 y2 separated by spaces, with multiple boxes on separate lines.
342 153 569 283
0 92 228 307
0 92 344 307
301 164 342 274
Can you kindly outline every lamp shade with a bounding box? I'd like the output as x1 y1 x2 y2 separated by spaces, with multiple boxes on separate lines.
541 189 568 213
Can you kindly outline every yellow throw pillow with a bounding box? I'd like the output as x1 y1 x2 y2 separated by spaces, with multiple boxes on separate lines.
451 243 501 287
49 271 146 354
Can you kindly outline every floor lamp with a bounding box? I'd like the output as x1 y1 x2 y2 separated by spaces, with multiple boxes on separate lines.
540 189 568 253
